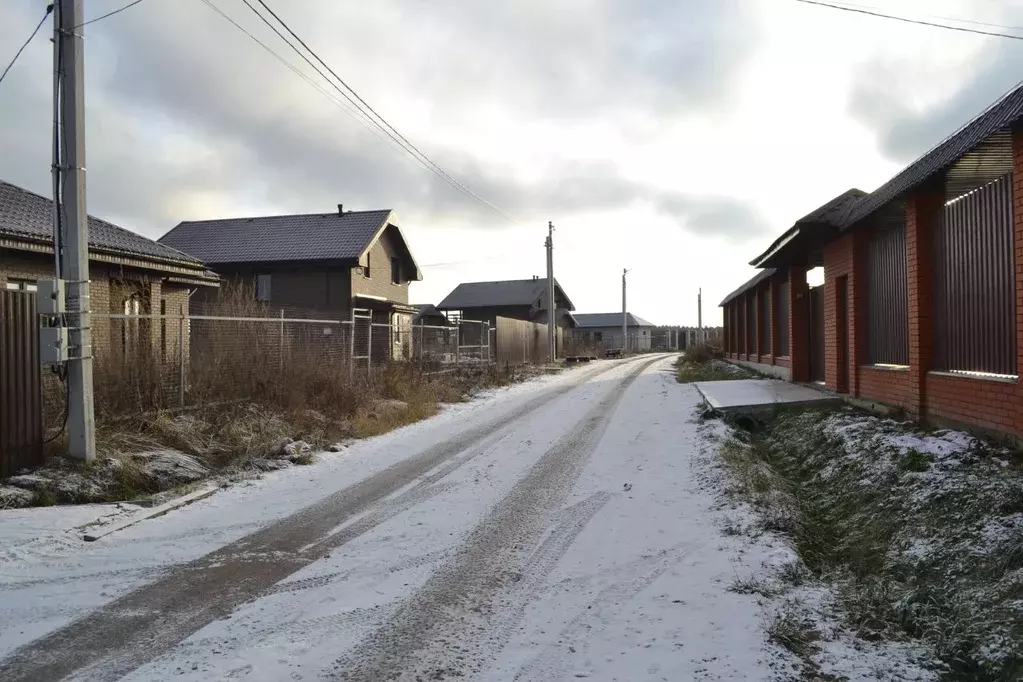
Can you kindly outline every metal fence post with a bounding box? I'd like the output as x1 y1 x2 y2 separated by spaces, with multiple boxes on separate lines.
348 309 355 379
278 308 285 376
455 324 460 367
177 304 185 408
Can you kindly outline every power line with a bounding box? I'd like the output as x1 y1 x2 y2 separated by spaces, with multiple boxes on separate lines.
792 0 1023 40
76 0 149 28
819 0 1023 33
247 0 517 221
0 4 54 87
195 0 406 157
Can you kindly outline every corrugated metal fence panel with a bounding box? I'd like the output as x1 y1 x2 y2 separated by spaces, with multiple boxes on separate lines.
746 295 756 354
1 290 43 478
758 288 770 355
776 279 790 355
934 173 1016 375
865 218 909 364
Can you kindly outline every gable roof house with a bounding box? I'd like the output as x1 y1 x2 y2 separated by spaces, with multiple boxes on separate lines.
436 277 577 329
160 204 422 323
573 312 657 351
0 180 218 364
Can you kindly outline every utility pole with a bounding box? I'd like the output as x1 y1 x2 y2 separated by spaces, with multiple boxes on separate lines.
697 287 703 344
57 0 95 460
621 268 628 354
545 221 556 363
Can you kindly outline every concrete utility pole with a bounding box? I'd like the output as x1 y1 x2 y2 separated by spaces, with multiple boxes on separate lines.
545 221 556 363
57 0 96 460
621 268 628 354
697 287 703 343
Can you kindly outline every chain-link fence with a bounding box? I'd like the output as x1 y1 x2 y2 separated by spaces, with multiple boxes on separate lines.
87 306 492 418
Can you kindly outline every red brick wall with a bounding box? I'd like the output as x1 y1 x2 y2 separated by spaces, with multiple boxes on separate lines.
859 366 912 406
927 373 1018 434
823 234 855 393
834 129 1023 439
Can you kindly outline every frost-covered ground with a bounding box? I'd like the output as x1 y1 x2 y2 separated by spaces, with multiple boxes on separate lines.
1 357 977 681
712 406 1023 679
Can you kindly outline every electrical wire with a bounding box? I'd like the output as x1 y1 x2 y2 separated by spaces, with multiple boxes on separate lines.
247 0 517 221
76 0 149 28
792 0 1023 40
0 4 54 87
817 0 1023 33
195 0 409 158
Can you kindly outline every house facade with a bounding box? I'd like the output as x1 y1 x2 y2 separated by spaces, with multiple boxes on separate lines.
572 312 656 352
0 180 218 365
720 83 1023 441
436 277 576 329
160 205 422 360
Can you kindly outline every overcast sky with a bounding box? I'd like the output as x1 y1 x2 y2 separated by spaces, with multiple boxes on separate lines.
2 0 1022 325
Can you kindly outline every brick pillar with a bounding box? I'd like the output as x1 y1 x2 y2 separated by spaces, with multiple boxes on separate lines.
723 304 731 355
753 288 761 362
788 266 809 382
906 178 944 416
769 277 779 361
851 229 868 397
1012 130 1023 427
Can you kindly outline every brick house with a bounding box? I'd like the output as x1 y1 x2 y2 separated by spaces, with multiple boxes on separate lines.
0 180 218 364
720 83 1023 441
159 204 422 360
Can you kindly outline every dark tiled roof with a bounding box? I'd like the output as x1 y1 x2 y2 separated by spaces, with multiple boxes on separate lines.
0 180 204 267
749 189 866 267
574 312 655 328
798 188 867 226
842 82 1023 229
719 268 777 306
159 209 394 264
437 278 576 311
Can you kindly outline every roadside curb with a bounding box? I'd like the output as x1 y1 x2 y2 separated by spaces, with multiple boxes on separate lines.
82 485 220 542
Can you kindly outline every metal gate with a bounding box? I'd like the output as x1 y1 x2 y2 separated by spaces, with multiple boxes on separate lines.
808 285 825 383
1 290 43 478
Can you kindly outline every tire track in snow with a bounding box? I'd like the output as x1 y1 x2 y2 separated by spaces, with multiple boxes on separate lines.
326 355 667 681
0 357 646 682
513 541 706 681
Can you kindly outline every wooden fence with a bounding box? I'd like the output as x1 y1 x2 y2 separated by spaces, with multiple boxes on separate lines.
493 316 557 366
1 290 43 478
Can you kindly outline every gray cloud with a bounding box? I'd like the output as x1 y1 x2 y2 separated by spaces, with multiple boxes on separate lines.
848 38 1023 164
0 0 763 243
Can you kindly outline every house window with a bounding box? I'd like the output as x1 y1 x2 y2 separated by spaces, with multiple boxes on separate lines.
5 279 38 292
391 257 401 285
256 274 272 302
122 294 143 355
364 253 371 278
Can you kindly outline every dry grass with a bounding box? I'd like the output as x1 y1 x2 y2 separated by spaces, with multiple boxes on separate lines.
719 407 1023 680
15 283 535 505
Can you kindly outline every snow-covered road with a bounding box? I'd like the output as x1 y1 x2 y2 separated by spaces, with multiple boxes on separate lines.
0 355 784 681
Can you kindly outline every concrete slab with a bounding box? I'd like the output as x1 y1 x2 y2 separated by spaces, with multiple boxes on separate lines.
694 379 841 412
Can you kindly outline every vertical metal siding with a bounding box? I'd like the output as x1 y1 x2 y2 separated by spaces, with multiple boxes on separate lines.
866 219 909 364
759 288 770 355
1 290 43 478
935 174 1016 375
746 295 756 354
776 280 790 355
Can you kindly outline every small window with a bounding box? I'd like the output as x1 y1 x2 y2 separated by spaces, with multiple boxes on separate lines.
364 254 371 278
391 257 401 285
122 295 143 355
5 279 37 292
256 274 272 302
